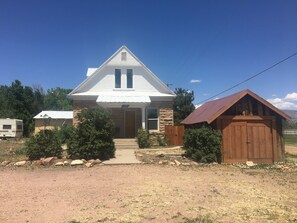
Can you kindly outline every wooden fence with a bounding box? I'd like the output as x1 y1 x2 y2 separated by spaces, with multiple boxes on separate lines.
165 125 185 146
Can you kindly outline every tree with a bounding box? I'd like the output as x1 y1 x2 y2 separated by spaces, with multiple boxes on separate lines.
173 88 195 125
44 87 72 110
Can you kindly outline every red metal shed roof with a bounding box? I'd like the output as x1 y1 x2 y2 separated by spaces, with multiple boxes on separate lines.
181 89 290 125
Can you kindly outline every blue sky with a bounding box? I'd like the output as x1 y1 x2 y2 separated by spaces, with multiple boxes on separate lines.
0 0 296 108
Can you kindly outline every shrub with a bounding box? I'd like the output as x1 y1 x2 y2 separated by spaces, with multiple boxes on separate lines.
25 130 63 160
157 135 167 146
67 108 115 160
54 125 75 144
184 126 221 163
137 128 150 148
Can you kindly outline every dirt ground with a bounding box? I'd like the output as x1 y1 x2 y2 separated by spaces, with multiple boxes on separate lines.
0 164 297 223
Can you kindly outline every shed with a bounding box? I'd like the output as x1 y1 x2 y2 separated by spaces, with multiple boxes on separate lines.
182 89 290 164
33 111 73 134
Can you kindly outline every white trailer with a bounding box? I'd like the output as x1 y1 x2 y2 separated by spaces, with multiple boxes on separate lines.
0 119 23 138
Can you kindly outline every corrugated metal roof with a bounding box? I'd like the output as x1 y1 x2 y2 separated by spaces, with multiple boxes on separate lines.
96 95 151 103
182 89 290 125
34 111 73 119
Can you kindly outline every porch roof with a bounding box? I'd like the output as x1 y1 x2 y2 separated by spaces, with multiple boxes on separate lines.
96 95 151 103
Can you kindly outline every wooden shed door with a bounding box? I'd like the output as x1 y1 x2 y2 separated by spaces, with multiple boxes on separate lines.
222 120 248 163
222 120 273 163
247 120 273 163
125 111 135 138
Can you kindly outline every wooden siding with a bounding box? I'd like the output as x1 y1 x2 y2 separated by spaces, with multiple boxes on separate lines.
165 125 184 146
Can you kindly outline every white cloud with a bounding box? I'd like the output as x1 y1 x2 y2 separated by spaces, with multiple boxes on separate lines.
190 79 201 83
284 92 297 101
267 93 297 109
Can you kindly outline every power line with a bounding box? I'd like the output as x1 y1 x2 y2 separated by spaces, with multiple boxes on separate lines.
197 52 297 104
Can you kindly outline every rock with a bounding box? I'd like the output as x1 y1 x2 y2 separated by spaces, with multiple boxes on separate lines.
7 162 15 167
85 162 93 168
143 215 156 220
14 161 27 166
31 160 42 167
169 161 175 165
55 162 64 166
81 159 87 163
42 157 57 166
174 160 181 166
1 161 10 166
156 153 165 157
71 160 84 166
94 159 102 164
63 161 70 166
181 162 190 166
191 161 199 166
246 161 256 167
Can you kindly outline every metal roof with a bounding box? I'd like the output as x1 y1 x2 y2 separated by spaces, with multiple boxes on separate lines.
182 89 290 125
96 95 151 103
34 111 73 119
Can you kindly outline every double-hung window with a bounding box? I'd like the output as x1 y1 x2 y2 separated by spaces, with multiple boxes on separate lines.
147 108 158 130
115 69 121 88
127 69 133 88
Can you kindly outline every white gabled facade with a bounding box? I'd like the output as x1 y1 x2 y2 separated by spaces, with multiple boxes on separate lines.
69 46 175 138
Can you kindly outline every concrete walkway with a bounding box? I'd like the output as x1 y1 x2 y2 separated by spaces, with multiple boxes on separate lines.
103 149 142 165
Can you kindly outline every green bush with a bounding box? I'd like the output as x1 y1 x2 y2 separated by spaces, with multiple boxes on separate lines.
184 126 221 163
67 108 115 160
137 128 150 148
54 125 75 144
25 130 63 160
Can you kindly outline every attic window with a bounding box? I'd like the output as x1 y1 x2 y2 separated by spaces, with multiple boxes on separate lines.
121 52 127 61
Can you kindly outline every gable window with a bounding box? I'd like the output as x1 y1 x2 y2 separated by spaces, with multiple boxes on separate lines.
127 69 133 88
147 108 158 130
115 69 121 88
121 52 127 61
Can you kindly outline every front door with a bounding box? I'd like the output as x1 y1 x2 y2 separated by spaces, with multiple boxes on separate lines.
125 111 136 138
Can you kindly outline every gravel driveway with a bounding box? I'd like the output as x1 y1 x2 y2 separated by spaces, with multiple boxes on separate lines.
0 165 296 223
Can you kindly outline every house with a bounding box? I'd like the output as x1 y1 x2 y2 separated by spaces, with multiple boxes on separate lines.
68 46 175 138
182 89 290 164
33 111 73 134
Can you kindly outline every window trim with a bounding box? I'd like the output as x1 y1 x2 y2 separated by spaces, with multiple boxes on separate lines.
115 69 121 88
146 108 159 131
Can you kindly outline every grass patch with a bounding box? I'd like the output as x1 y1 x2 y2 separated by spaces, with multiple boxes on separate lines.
0 139 27 162
285 152 297 162
284 134 297 146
